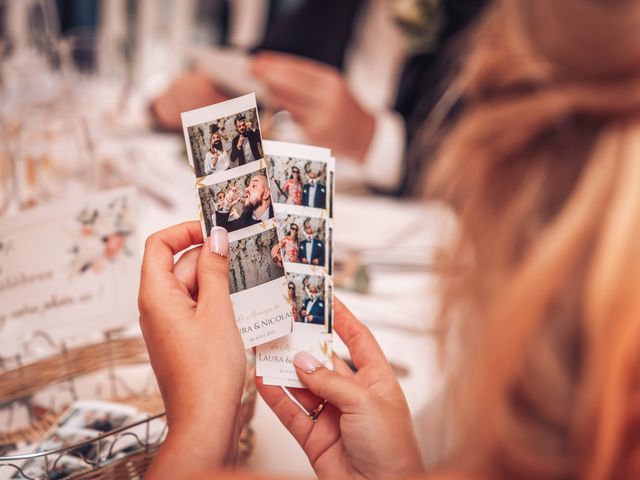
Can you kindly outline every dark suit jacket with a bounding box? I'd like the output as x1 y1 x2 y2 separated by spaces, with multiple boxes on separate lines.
215 203 274 232
255 0 488 197
389 0 488 197
302 182 326 208
230 130 263 165
299 238 325 266
300 297 325 325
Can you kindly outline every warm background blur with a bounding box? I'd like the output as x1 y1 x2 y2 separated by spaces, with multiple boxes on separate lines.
0 1 485 477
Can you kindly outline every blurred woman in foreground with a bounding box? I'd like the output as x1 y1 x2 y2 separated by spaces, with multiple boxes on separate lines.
138 0 640 478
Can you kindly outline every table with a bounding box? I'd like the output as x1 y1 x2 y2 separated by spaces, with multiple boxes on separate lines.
1 130 456 476
130 133 457 475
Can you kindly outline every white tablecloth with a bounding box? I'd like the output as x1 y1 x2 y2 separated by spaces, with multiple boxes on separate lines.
2 131 455 476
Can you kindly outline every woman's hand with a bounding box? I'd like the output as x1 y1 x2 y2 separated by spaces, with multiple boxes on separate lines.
138 222 246 478
256 299 424 480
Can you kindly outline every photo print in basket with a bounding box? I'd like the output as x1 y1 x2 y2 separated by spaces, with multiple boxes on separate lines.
187 107 263 178
267 155 327 209
56 400 138 434
38 429 99 460
10 455 86 480
198 167 273 235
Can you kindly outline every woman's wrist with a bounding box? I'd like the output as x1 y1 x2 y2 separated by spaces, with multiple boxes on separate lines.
147 408 241 479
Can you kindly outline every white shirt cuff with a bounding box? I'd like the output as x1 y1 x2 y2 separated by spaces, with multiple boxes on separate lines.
362 110 406 192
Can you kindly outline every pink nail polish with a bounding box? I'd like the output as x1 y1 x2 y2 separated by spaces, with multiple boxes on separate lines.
293 351 322 374
210 226 228 257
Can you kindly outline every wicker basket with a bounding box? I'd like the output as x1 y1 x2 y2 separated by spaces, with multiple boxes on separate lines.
0 331 256 479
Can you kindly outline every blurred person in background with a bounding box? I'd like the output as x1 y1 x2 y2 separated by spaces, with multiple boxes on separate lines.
138 0 640 479
151 0 487 196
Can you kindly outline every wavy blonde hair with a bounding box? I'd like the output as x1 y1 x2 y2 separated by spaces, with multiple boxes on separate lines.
429 1 640 479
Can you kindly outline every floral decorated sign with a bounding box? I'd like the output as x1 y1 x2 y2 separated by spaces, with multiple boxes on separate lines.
0 188 139 356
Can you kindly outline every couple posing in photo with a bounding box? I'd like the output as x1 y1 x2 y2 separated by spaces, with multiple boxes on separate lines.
275 164 326 209
203 114 262 175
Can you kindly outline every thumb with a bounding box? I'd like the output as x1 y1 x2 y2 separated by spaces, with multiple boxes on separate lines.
293 351 366 413
196 226 231 313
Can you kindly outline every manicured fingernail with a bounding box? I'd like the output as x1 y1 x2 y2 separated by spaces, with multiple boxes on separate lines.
293 351 322 374
209 226 228 257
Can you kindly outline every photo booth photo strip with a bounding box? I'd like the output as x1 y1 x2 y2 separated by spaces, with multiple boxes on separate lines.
182 94 293 348
257 141 336 387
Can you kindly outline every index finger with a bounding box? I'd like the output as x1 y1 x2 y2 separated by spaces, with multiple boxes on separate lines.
141 221 204 284
334 297 390 372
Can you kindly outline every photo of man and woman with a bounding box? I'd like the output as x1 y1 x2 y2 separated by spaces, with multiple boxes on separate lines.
267 155 327 209
286 273 326 326
198 168 274 235
187 107 263 178
276 214 326 267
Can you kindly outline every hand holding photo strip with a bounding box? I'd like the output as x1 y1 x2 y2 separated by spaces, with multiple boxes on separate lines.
256 140 336 388
181 94 293 349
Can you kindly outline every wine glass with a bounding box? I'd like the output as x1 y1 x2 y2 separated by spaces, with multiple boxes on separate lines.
0 0 65 119
13 113 91 209
63 27 131 131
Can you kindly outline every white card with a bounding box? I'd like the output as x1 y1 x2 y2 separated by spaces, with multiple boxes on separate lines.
0 187 139 358
259 326 334 388
181 94 293 348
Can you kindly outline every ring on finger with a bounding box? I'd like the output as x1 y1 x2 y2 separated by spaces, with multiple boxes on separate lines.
309 400 328 422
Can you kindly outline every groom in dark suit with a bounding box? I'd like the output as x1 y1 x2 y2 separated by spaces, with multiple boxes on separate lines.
299 286 325 325
298 221 325 266
214 174 273 232
301 169 326 209
230 115 263 166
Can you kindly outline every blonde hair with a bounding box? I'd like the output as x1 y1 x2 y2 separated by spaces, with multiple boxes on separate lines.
429 1 640 479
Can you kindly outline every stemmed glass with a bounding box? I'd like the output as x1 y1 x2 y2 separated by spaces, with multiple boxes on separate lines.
62 27 131 130
0 0 86 210
0 0 65 118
